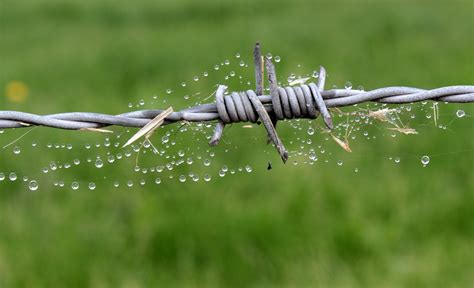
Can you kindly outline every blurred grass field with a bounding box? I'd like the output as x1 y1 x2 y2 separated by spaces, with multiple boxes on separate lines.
0 0 473 287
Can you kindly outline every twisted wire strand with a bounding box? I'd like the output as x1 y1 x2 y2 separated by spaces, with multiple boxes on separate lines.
0 85 472 130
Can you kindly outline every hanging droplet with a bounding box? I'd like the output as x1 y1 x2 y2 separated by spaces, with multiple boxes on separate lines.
421 155 430 166
28 180 39 191
456 110 466 118
71 182 80 190
95 158 104 168
9 173 17 181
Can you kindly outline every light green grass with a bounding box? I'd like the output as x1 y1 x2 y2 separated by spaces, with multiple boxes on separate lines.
0 0 473 287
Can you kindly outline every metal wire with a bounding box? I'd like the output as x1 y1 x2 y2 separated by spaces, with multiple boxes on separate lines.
1 42 472 162
1 85 472 130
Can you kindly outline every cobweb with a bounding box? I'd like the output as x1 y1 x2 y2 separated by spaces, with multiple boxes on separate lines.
0 52 471 191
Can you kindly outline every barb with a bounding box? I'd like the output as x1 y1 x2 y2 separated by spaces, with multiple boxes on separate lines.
1 43 473 162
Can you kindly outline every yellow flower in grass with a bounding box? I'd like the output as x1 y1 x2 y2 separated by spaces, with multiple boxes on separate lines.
5 81 29 103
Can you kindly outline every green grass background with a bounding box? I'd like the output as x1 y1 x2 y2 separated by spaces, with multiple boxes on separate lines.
0 0 473 287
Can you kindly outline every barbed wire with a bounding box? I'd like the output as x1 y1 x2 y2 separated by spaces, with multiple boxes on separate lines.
1 43 472 162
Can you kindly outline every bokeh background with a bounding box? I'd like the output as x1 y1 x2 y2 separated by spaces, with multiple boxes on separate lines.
0 0 473 287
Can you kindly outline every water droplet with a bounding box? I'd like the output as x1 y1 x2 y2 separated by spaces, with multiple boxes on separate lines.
214 65 220 71
456 110 466 118
88 182 96 190
139 99 145 106
181 82 187 87
204 174 211 182
421 155 430 166
166 89 172 94
265 53 272 60
394 157 400 164
155 178 161 184
9 173 17 181
28 180 38 191
245 165 253 172
13 146 20 154
71 182 80 190
204 159 211 166
0 173 4 181
344 82 352 90
239 60 245 67
337 160 343 166
95 158 104 168
307 127 315 135
235 53 240 58
312 70 319 78
193 76 199 81
179 175 186 182
274 56 281 63
224 59 230 65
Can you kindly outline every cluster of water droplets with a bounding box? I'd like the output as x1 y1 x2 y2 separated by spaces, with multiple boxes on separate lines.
0 52 470 191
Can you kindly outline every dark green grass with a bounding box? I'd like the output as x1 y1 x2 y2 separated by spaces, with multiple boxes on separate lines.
0 0 473 287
